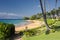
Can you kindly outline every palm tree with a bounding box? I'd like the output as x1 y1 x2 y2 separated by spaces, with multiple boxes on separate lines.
39 0 50 31
37 13 42 19
46 12 51 18
51 9 55 19
55 0 58 20
58 7 60 17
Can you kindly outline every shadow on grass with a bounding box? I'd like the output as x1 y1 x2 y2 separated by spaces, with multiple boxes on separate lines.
9 31 24 40
51 25 60 32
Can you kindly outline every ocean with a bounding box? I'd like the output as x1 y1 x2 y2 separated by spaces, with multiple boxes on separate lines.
0 19 28 26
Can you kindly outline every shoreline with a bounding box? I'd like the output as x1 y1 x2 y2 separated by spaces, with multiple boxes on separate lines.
15 20 44 32
15 20 33 27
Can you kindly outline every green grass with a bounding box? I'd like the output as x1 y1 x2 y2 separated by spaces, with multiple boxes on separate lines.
22 31 60 40
54 21 60 26
22 19 60 40
47 19 56 25
39 18 56 25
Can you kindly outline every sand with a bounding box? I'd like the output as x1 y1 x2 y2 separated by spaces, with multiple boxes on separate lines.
15 20 44 32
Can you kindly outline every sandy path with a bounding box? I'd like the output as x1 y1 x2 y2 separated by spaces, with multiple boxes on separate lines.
15 20 44 32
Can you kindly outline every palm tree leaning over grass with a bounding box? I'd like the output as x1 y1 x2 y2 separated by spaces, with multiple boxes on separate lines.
39 0 50 31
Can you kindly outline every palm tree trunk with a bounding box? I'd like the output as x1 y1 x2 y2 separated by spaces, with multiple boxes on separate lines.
39 0 50 30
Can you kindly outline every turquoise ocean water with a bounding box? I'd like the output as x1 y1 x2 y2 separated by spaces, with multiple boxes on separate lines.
0 19 28 26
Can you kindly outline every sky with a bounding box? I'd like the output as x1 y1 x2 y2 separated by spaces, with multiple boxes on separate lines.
0 0 60 19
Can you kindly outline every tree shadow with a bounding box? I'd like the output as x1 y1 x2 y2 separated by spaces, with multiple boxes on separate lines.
51 25 60 32
9 31 24 40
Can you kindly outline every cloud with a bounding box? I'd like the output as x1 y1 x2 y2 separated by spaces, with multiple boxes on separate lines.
0 12 21 19
0 12 18 16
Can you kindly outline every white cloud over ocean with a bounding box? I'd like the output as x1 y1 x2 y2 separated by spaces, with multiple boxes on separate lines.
0 12 22 19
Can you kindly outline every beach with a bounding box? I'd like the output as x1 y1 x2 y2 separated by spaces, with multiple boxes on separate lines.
15 20 44 32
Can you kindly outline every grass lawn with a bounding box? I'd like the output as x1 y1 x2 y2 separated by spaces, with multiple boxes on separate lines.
22 19 60 40
54 21 60 26
47 19 56 25
22 31 60 40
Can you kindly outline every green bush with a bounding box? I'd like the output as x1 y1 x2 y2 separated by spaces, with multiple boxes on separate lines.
47 19 56 25
45 29 55 35
51 25 60 29
24 29 41 37
0 22 15 40
50 29 55 33
23 17 29 20
19 31 24 38
45 30 50 35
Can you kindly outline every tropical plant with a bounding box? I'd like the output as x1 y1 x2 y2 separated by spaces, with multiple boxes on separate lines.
39 0 50 32
30 15 37 20
23 17 29 20
0 22 15 40
51 9 55 19
36 13 42 19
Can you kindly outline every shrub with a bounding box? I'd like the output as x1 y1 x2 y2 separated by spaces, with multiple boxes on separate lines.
0 22 15 40
45 30 50 35
50 29 55 33
24 29 41 37
45 29 55 35
0 32 5 40
51 25 60 29
19 31 24 38
23 17 29 20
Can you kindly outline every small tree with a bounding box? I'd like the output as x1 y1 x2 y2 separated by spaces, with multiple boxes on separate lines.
30 15 37 20
23 17 29 20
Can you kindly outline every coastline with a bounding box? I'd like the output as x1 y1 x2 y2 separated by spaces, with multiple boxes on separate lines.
15 20 33 27
15 20 44 32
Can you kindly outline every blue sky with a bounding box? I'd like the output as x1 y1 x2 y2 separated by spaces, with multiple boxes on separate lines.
0 0 60 19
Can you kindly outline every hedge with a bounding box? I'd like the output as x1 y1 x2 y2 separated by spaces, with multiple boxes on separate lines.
0 22 15 40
